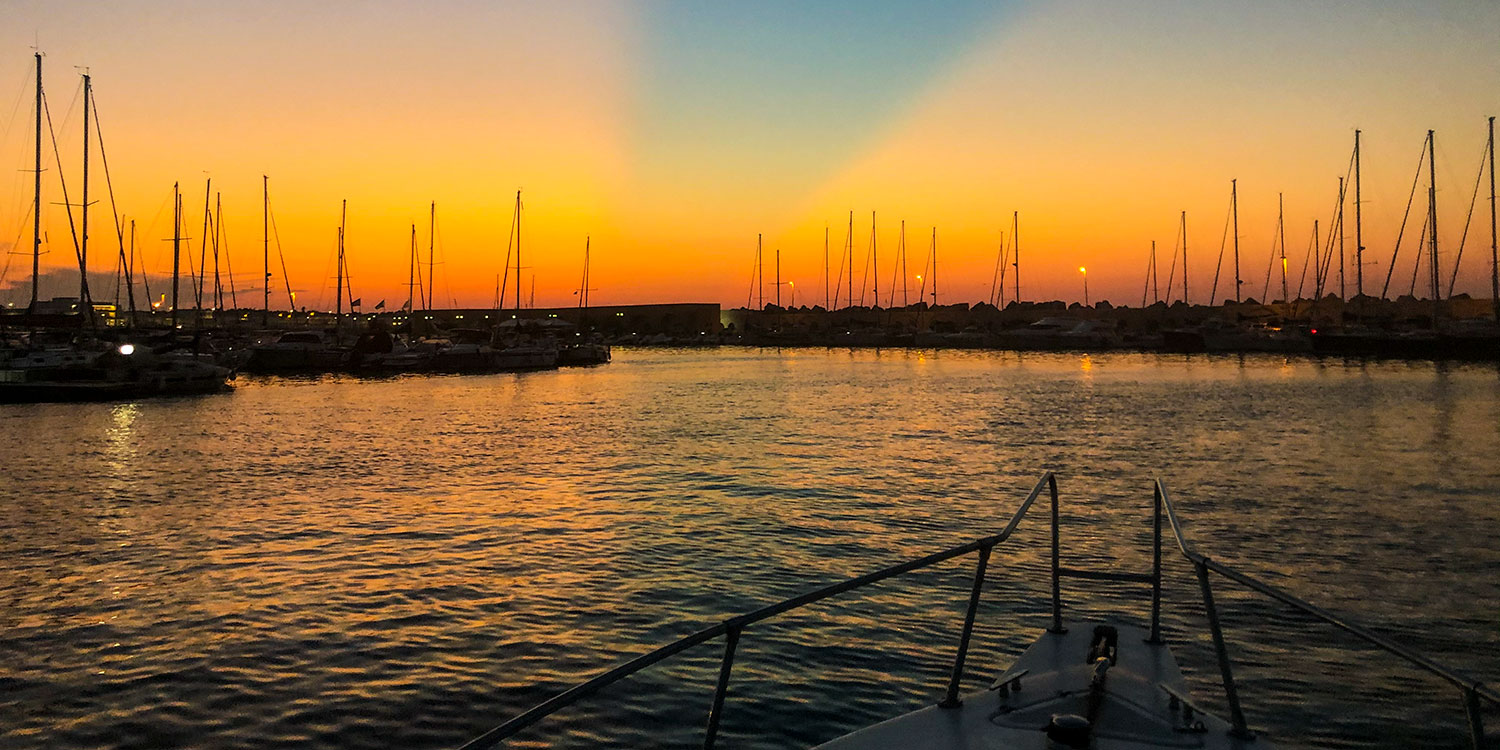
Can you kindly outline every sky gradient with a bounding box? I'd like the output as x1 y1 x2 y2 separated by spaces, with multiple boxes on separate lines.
2 0 1499 310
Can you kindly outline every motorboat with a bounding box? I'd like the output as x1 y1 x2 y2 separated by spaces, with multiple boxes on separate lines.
0 341 232 402
456 474 1497 749
243 330 348 374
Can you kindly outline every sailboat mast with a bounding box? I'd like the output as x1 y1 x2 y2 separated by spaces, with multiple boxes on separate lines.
337 200 346 322
30 53 41 312
197 178 210 318
871 211 878 307
1488 116 1498 323
898 220 906 307
428 200 436 312
846 211 853 309
756 233 763 309
1427 130 1441 323
513 191 522 312
171 183 181 327
1354 131 1364 299
1180 211 1188 304
1337 176 1346 300
775 246 781 308
931 227 938 307
1279 192 1288 307
80 72 93 318
1013 211 1021 303
214 192 223 310
1232 180 1241 303
408 223 417 314
262 175 269 324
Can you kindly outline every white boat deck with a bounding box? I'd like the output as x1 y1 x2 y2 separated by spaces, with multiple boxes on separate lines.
815 622 1268 750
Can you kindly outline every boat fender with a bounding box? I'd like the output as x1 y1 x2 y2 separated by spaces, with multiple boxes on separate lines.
1087 624 1118 665
1044 713 1091 749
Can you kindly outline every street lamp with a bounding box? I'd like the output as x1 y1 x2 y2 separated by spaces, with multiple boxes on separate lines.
1079 266 1089 307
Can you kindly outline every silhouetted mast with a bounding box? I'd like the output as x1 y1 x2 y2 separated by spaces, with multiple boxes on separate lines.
931 226 938 307
262 175 270 325
29 53 41 312
845 211 854 309
196 178 210 320
80 72 91 316
1337 176 1346 300
1489 116 1498 323
1279 192 1288 307
870 211 878 307
1012 211 1021 303
335 200 348 328
513 191 523 313
428 200 437 312
1354 131 1364 299
408 223 418 316
1180 210 1188 304
775 246 781 308
1232 180 1241 303
1427 130 1441 324
756 232 763 309
171 183 181 327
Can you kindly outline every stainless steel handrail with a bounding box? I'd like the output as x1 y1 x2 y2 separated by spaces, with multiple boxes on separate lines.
1155 479 1497 747
459 471 1063 750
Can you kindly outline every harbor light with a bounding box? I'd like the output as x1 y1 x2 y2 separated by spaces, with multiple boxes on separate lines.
117 344 135 356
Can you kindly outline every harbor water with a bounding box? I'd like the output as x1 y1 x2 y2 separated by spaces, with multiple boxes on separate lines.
3 348 1498 749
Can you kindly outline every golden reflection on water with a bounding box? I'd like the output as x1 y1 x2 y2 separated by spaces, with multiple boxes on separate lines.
1 349 1498 750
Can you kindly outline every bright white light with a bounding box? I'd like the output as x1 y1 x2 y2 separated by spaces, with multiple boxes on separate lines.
118 344 135 355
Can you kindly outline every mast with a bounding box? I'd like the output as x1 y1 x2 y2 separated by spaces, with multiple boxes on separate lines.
513 191 522 313
870 211 878 307
578 236 591 309
408 223 417 315
1354 131 1364 299
1012 211 1021 303
1488 116 1497 323
931 226 938 307
29 53 41 312
337 199 346 325
1232 180 1241 303
846 211 854 309
1337 176 1346 300
1279 192 1288 307
897 220 906 307
197 178 210 320
428 200 436 312
775 246 781 308
1427 129 1441 323
1180 211 1188 304
126 218 136 323
171 183 181 327
756 233 763 309
213 192 223 310
262 175 269 325
79 71 93 321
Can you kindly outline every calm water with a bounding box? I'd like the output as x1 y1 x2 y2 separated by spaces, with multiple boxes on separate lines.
3 348 1498 749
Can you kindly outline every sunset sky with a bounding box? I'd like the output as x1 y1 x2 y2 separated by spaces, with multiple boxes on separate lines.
1 1 1498 311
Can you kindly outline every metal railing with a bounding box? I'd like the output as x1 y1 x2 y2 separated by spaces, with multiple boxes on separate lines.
1156 479 1498 748
459 472 1080 750
458 474 1495 749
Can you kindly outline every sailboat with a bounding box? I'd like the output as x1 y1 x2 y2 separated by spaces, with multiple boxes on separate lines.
557 235 611 366
491 190 559 371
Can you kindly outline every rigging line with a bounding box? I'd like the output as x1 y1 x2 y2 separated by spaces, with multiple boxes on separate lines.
745 242 756 309
1381 133 1431 299
988 232 1004 307
41 89 85 283
859 220 872 307
89 85 133 312
266 194 294 310
433 210 457 308
221 202 237 308
1261 211 1280 303
832 233 847 308
1316 181 1348 297
0 200 34 288
1164 218 1182 303
500 197 517 312
1445 137 1489 298
1295 223 1317 303
1408 209 1430 298
1208 192 1232 307
0 64 33 146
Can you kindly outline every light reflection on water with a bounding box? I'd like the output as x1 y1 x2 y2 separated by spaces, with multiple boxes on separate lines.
1 348 1497 749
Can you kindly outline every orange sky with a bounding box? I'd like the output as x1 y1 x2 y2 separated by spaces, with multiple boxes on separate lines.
2 1 1499 310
